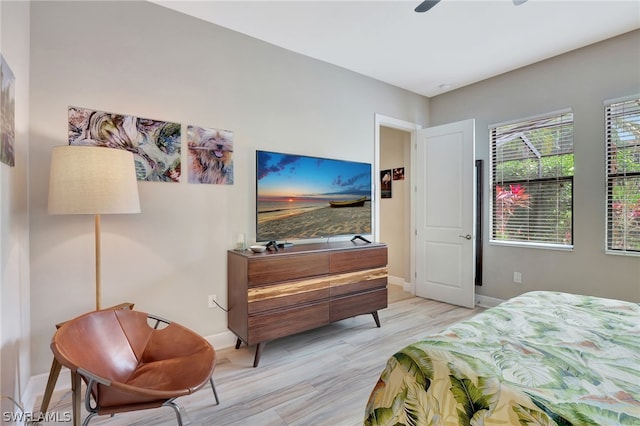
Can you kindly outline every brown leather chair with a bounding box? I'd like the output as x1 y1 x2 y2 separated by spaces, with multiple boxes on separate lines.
50 309 219 426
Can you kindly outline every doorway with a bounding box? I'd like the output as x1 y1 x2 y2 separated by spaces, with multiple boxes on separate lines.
374 114 421 296
375 114 477 308
379 126 412 294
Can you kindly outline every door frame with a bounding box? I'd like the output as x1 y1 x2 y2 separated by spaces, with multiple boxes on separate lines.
374 113 422 295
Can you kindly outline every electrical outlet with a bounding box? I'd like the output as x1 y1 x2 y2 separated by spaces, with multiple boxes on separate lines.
513 272 522 284
208 294 217 308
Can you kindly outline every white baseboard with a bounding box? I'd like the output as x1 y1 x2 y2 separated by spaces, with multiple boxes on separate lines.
387 275 403 286
207 330 237 350
23 367 71 414
402 281 414 294
388 275 415 295
475 294 504 308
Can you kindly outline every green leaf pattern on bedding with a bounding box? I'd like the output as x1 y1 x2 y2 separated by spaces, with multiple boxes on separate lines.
449 375 491 425
364 291 640 426
512 404 560 425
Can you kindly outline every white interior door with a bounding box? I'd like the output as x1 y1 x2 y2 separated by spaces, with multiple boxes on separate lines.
415 119 476 308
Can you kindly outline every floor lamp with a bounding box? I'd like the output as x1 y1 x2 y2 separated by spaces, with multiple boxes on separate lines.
48 145 140 310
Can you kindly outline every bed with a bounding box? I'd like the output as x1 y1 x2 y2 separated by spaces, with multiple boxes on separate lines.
364 291 640 425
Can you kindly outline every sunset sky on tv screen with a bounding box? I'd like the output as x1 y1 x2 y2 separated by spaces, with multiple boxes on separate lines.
257 151 371 202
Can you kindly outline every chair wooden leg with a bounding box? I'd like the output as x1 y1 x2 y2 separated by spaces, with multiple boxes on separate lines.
71 371 82 426
39 357 63 416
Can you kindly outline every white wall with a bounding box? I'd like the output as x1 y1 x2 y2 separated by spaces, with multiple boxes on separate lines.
430 30 640 303
379 127 411 285
28 1 428 375
0 0 31 413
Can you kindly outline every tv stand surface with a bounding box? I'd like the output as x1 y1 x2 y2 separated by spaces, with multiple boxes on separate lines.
227 241 388 367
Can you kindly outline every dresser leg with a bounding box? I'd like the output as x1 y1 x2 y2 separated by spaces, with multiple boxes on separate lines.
235 337 242 349
253 342 266 367
372 311 381 328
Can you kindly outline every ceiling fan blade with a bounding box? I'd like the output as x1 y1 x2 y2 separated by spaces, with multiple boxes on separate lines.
513 0 528 5
415 0 441 13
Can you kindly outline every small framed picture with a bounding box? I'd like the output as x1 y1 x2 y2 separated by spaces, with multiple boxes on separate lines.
381 169 392 198
393 167 404 180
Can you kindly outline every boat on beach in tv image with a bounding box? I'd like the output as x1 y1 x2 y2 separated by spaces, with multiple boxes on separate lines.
329 196 367 208
256 150 373 242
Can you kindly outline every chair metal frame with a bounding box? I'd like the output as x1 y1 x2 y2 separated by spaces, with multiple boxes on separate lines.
78 368 219 426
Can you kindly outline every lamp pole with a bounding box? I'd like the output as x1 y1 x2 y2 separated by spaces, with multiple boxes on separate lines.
95 214 102 310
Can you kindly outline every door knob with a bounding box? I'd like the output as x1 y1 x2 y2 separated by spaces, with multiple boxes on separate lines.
459 234 472 240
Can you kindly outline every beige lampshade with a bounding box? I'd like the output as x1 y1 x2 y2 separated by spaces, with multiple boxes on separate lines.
48 146 141 214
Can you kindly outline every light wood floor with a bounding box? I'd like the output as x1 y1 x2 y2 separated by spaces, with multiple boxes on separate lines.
35 292 482 426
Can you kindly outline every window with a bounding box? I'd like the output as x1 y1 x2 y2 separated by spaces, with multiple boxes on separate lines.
606 97 640 255
490 111 574 247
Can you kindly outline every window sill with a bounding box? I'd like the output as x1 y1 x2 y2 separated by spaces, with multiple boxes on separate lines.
605 249 640 257
489 240 574 251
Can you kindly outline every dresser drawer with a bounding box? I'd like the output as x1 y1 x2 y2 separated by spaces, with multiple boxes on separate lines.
248 252 330 286
248 301 330 343
248 276 330 314
330 288 387 322
330 267 387 297
330 247 387 274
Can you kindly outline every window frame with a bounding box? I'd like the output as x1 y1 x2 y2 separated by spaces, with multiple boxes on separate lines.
604 94 640 256
489 108 575 250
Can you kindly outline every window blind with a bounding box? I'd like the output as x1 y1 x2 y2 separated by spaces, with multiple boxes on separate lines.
490 111 574 246
606 97 640 254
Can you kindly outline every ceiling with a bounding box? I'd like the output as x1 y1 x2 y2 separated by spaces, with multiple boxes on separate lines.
150 0 640 97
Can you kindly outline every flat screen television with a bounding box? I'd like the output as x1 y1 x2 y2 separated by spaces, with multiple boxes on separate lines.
256 150 373 243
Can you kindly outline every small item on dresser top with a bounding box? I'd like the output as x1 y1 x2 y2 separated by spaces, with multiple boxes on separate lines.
235 233 246 251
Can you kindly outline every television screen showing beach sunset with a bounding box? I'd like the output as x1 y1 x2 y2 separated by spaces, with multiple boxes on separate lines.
256 150 373 242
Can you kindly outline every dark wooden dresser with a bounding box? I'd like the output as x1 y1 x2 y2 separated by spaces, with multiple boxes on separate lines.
227 241 388 367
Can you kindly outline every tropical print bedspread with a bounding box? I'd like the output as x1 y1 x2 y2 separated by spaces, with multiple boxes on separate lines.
364 291 640 426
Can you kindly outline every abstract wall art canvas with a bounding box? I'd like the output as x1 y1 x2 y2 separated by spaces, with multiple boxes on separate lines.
1 55 15 167
187 125 234 185
68 106 181 182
